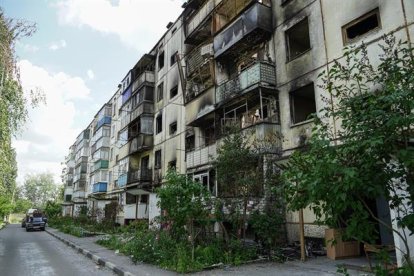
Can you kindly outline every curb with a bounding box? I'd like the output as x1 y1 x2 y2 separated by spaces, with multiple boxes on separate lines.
46 229 136 276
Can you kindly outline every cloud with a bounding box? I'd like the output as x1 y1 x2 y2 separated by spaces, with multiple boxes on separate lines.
87 69 95 80
54 0 184 51
12 60 91 184
49 39 67 51
17 41 40 53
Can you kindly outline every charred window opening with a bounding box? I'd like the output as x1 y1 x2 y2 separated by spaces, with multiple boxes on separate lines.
170 85 178 99
169 122 177 135
168 159 176 170
185 134 195 151
155 150 162 169
157 82 164 102
156 113 162 134
204 127 215 146
285 17 311 61
342 9 381 44
290 83 316 124
140 194 149 204
170 51 178 66
126 193 136 204
158 51 165 70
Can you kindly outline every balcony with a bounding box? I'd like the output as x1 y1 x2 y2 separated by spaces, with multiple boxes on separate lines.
127 169 153 185
185 0 222 44
213 2 272 59
96 116 111 130
129 135 153 155
72 190 86 200
132 71 155 92
117 173 128 188
92 182 108 193
216 61 276 104
186 143 217 169
130 102 154 122
93 160 109 172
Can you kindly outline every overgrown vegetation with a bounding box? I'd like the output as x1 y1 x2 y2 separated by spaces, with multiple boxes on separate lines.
283 36 414 272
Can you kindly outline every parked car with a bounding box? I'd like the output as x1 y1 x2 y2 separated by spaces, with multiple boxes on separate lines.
26 216 46 231
21 217 26 228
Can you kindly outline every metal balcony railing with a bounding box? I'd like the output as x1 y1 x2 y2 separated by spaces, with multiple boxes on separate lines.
127 168 153 184
129 134 153 154
117 173 128 188
132 71 155 92
186 143 217 168
92 182 107 193
186 0 222 37
216 61 276 103
130 102 154 122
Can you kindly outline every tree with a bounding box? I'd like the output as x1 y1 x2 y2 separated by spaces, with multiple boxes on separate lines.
283 36 414 270
0 8 37 217
22 173 61 209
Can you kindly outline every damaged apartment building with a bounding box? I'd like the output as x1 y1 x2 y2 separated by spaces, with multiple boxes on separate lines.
62 0 414 253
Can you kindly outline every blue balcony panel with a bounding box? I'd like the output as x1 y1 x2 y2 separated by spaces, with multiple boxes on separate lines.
93 182 107 193
118 173 128 188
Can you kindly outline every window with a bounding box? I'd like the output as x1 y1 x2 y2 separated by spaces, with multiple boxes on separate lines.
193 171 216 196
342 9 381 44
140 194 149 204
286 17 311 61
156 113 162 134
185 134 195 151
169 122 177 135
170 85 178 99
168 159 176 170
171 27 177 34
65 195 72 202
170 51 178 66
111 125 115 137
126 193 136 204
110 148 114 160
157 82 164 102
155 150 162 169
158 51 165 70
290 83 316 124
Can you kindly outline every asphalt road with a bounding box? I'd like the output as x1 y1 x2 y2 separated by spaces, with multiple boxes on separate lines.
0 223 115 276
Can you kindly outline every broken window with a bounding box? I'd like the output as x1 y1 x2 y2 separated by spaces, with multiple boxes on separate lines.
170 85 178 99
154 150 162 169
185 134 195 151
170 51 178 66
158 51 165 70
169 121 177 135
157 82 164 102
285 17 311 61
156 113 162 134
290 83 316 124
342 9 380 44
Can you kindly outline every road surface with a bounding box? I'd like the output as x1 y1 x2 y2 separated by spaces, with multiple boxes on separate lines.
0 224 114 276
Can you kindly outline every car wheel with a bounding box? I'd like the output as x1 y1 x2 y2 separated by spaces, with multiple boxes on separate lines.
41 227 45 231
26 228 29 232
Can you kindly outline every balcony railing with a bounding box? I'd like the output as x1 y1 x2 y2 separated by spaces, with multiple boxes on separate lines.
96 116 111 130
129 135 153 155
132 71 155 92
216 61 276 103
92 182 107 193
186 43 213 77
213 2 272 58
124 203 149 219
186 0 222 37
186 143 217 168
93 160 109 172
127 168 153 184
117 173 128 188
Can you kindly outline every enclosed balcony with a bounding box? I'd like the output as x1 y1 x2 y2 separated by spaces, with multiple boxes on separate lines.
185 0 222 44
117 173 128 188
213 2 272 59
127 168 153 185
92 182 107 193
216 61 276 104
130 101 154 122
186 143 217 169
90 136 110 153
132 71 155 93
96 116 111 130
93 160 109 172
129 134 153 155
128 115 153 140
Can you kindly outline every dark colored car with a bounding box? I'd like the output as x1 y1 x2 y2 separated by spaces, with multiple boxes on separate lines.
21 217 26 228
26 216 46 231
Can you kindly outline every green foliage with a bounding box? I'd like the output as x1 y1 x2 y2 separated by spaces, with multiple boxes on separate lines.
12 198 32 214
283 36 414 269
22 173 61 209
157 169 213 238
250 208 285 251
44 201 61 219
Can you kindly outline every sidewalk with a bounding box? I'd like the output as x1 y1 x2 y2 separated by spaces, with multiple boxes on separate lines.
46 227 372 276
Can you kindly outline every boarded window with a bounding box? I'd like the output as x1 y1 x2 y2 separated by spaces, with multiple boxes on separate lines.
290 83 316 124
342 9 380 44
286 17 311 61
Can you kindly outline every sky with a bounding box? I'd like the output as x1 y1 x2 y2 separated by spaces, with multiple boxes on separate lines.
3 0 185 184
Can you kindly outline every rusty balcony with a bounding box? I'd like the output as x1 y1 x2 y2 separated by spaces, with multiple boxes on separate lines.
213 2 272 59
216 61 276 104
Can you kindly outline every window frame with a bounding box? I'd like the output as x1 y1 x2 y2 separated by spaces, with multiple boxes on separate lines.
342 8 381 45
285 17 311 62
289 82 317 125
